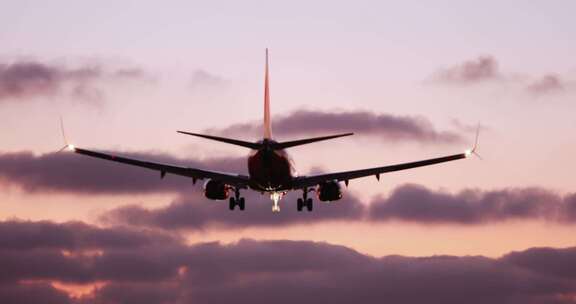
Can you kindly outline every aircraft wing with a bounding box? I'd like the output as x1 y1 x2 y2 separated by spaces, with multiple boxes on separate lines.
71 147 250 187
290 152 469 189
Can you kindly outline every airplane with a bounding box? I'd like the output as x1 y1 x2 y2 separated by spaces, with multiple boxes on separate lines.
61 49 479 212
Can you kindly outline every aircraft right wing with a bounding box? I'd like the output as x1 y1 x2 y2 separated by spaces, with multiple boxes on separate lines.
70 146 250 187
290 152 469 190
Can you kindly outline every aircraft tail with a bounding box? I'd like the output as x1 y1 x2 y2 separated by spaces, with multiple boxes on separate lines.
264 48 273 139
177 131 261 149
272 133 354 149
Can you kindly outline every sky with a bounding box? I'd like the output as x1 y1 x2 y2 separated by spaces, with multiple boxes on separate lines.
1 0 576 303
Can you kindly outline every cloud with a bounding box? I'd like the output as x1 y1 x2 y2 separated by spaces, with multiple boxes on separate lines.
1 219 576 303
526 74 565 95
102 183 576 230
0 151 245 194
205 109 463 144
431 55 500 84
430 56 575 97
0 60 147 103
190 69 227 88
2 151 575 228
368 184 572 224
100 190 365 230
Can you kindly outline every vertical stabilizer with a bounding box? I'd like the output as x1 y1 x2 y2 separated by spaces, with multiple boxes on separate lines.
263 48 273 139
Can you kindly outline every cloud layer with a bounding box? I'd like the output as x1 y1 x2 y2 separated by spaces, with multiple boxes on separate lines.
205 109 463 143
369 184 576 224
0 60 146 102
1 219 576 303
102 184 576 230
0 151 245 194
1 150 575 228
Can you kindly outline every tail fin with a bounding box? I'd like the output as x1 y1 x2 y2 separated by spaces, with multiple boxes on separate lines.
263 48 273 139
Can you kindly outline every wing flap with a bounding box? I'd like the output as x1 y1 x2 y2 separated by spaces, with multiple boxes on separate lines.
73 147 250 186
291 152 467 189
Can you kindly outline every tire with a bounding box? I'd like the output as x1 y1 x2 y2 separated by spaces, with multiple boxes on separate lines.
229 198 236 210
297 198 303 211
306 199 313 212
239 198 245 210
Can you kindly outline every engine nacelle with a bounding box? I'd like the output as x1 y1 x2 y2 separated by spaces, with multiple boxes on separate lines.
317 181 343 202
203 179 230 200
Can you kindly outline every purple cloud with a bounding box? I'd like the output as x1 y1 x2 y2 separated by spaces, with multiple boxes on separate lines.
205 109 463 144
1 219 576 303
0 151 245 194
526 74 565 95
368 184 571 224
432 56 500 84
0 60 147 102
100 190 365 230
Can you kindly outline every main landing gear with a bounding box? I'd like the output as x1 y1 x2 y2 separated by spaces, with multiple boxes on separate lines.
229 188 245 211
297 188 313 212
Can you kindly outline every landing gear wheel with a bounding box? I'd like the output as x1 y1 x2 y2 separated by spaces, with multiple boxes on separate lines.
306 198 313 211
229 198 236 210
239 197 245 210
297 198 304 211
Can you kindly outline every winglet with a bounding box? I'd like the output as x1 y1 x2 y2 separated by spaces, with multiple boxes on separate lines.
465 123 481 159
58 117 75 152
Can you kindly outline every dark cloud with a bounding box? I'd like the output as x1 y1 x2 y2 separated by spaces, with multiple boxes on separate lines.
0 60 147 102
0 220 179 251
100 190 365 230
526 74 565 95
206 109 463 144
102 183 576 231
0 282 73 304
368 184 570 224
432 56 500 84
0 151 245 194
1 219 576 303
2 150 575 228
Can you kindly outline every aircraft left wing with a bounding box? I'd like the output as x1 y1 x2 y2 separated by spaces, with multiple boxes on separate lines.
70 147 250 187
290 152 469 190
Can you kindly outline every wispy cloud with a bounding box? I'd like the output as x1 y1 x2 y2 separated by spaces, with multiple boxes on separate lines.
0 60 148 103
526 74 565 95
430 55 575 96
431 55 500 84
206 109 464 144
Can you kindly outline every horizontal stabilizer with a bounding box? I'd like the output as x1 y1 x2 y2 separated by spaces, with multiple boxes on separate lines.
177 131 261 149
272 133 353 149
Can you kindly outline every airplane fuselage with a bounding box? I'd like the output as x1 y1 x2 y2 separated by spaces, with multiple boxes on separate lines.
248 139 294 192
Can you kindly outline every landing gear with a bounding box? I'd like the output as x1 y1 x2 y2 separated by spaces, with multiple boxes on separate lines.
271 192 282 213
297 188 313 212
297 198 313 211
229 188 245 211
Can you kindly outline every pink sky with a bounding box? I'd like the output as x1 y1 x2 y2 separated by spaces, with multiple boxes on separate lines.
1 1 576 302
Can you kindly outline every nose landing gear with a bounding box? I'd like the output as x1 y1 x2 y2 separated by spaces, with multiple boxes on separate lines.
271 192 282 212
297 188 313 212
229 188 245 211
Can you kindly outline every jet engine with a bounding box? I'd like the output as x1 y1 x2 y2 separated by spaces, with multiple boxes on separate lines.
203 179 230 200
317 181 342 202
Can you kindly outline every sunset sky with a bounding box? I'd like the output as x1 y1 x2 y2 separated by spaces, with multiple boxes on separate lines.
1 1 576 303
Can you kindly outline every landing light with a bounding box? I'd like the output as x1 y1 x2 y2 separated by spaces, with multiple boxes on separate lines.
68 144 76 151
464 149 472 157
